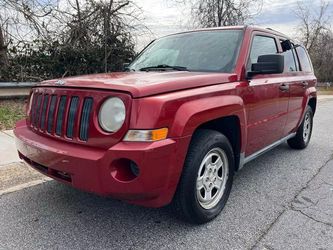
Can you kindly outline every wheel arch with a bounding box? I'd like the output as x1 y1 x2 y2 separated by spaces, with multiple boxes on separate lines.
308 97 317 114
305 87 317 115
195 116 242 171
170 95 246 171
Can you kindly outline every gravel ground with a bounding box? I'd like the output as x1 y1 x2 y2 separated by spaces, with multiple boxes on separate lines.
0 98 333 250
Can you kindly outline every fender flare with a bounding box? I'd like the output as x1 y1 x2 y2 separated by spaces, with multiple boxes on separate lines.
305 87 317 106
169 95 247 152
306 87 317 112
297 87 317 129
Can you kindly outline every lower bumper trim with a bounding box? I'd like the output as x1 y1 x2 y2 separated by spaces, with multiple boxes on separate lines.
19 151 72 183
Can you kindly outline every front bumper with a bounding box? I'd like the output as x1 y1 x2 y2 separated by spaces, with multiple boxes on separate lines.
14 121 191 207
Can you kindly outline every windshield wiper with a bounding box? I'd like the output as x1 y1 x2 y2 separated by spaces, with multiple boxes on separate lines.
139 64 188 72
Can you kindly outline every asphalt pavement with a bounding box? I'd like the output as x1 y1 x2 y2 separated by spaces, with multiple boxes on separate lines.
1 98 333 250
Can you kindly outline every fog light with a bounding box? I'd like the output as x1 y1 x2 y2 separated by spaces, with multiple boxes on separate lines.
110 159 139 182
130 161 140 177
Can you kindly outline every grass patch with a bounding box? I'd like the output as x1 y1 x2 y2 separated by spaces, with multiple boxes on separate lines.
317 86 333 95
0 99 27 131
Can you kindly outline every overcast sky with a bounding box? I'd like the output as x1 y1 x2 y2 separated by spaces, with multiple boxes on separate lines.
134 0 333 50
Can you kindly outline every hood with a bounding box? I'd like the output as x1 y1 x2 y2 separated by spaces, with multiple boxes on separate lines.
40 71 238 98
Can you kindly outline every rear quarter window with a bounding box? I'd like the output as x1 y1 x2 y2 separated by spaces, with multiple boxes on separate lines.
296 47 313 72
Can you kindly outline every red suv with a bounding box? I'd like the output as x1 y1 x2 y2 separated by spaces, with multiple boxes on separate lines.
14 26 317 224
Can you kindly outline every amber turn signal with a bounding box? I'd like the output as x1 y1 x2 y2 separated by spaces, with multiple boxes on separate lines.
123 128 168 142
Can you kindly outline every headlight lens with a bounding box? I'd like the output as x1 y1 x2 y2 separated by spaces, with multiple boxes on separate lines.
98 97 126 132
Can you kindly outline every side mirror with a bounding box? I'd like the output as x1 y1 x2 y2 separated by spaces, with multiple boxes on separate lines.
249 54 284 77
281 40 293 52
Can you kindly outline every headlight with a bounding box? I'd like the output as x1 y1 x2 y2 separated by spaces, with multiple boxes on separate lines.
98 97 126 132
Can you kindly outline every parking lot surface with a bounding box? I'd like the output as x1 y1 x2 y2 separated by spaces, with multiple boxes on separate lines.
1 98 333 250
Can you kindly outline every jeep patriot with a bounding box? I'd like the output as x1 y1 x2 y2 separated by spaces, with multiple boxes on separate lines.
14 26 317 224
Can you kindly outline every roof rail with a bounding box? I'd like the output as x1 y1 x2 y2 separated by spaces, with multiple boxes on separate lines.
266 27 286 36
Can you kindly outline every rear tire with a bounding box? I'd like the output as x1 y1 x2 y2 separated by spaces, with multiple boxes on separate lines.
287 105 313 149
172 129 234 224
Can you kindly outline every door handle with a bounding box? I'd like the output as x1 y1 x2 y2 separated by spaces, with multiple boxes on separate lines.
301 81 309 87
279 83 289 92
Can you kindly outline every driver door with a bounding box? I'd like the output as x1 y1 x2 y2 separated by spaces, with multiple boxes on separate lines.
244 34 289 156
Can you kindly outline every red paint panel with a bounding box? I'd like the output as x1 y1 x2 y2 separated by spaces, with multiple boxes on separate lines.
14 26 317 208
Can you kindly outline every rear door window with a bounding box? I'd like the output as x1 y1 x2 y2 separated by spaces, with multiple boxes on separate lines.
295 47 313 72
282 48 298 72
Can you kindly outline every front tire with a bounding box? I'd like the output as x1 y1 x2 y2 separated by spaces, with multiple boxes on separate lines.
287 105 313 149
172 129 234 224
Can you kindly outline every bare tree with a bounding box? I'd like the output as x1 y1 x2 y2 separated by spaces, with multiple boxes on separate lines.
314 31 333 82
295 0 333 82
176 0 262 28
0 0 54 37
295 0 331 53
0 0 147 81
0 0 54 69
53 0 147 72
0 24 9 70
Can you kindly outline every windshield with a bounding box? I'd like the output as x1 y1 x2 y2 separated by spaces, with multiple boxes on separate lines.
129 30 243 73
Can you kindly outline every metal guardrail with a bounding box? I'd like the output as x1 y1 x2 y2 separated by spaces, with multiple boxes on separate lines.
0 82 37 99
317 82 332 87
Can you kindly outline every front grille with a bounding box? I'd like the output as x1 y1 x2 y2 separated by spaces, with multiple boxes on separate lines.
29 92 93 142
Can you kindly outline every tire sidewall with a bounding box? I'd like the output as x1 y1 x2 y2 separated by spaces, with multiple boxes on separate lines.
301 106 314 147
184 133 234 222
287 105 314 149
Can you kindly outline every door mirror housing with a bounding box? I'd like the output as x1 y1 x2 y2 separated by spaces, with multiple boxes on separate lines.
248 54 284 77
281 40 293 52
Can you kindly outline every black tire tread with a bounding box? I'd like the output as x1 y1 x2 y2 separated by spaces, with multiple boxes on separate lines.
287 105 313 149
